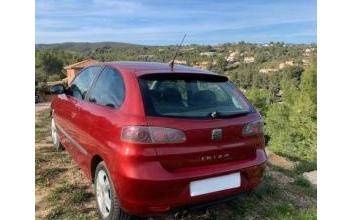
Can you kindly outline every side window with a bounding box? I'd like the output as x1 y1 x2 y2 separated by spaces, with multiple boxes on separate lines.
70 66 101 100
88 67 125 108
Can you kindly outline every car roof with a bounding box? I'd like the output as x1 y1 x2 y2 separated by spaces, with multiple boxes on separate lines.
104 61 218 77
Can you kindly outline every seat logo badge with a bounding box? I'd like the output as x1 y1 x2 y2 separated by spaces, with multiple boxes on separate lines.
212 129 222 140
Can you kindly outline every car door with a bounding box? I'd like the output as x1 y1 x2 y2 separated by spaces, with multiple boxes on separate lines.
54 66 103 171
80 66 126 172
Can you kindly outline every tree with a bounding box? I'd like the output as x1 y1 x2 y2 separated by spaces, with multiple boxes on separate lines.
266 61 317 161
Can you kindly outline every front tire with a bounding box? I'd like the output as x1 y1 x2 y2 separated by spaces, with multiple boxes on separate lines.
94 162 133 220
51 118 63 151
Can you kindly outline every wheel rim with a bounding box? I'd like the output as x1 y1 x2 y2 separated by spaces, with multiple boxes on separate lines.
51 118 58 146
96 169 112 218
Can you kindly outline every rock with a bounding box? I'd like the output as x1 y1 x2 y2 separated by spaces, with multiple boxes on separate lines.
267 151 296 170
303 170 317 185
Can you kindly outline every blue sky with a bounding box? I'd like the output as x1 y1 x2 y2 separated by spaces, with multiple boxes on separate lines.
36 0 316 45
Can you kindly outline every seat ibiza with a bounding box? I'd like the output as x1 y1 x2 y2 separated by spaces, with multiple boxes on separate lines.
50 62 267 220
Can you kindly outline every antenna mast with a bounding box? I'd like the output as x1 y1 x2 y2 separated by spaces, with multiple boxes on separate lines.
170 33 187 69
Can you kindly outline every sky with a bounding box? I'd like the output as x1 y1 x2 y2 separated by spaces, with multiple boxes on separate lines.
35 0 317 45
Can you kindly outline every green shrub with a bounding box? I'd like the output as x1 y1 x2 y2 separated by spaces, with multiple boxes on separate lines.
265 63 316 162
245 87 272 116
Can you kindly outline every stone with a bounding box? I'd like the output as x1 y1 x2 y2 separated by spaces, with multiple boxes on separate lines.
303 170 317 185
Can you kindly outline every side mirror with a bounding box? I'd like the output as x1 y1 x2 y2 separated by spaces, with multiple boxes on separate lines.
50 84 65 94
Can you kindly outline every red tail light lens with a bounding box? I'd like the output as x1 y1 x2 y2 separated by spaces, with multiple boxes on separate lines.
121 126 186 144
242 119 264 136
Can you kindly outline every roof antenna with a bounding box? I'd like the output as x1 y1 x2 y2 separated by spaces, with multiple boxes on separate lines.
170 33 187 69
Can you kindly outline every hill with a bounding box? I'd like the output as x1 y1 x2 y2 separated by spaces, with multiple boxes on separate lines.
35 42 143 53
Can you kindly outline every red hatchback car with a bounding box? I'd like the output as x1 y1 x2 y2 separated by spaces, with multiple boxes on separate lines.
50 62 267 220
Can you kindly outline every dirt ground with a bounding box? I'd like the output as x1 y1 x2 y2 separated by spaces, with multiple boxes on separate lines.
35 109 316 220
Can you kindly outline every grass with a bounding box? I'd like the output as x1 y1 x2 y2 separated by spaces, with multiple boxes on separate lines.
251 174 279 199
295 161 317 174
35 108 316 220
262 203 317 220
294 176 312 188
46 207 65 220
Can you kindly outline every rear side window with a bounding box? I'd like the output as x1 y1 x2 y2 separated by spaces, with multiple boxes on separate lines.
88 67 125 108
70 66 102 100
139 74 252 119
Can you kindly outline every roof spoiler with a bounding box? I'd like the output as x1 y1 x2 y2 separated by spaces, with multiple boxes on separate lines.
139 72 228 82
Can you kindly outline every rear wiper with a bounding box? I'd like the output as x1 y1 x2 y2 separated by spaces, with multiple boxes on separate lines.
209 111 218 119
209 111 249 119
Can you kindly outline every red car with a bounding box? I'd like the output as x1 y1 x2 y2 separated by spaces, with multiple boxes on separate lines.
50 62 267 220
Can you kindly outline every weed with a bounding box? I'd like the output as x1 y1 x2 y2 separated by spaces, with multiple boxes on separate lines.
70 189 92 203
295 161 317 174
45 207 65 220
294 176 312 188
36 167 67 187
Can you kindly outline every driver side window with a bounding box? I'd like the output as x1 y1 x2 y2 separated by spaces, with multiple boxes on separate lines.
87 67 125 108
70 66 102 100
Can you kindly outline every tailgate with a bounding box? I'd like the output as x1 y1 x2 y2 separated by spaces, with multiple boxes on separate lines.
147 113 262 171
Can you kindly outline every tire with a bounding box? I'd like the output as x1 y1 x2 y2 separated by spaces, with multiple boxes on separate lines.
94 161 134 220
51 117 63 151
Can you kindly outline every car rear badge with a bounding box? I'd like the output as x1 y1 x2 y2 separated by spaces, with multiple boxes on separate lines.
212 129 222 140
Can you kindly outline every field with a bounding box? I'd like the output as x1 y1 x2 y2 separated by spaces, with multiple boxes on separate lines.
36 108 316 220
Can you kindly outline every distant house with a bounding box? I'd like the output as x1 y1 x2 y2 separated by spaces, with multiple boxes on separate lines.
226 51 239 62
244 57 255 63
304 48 314 56
259 68 278 74
173 60 187 65
193 61 209 69
64 59 99 85
279 60 295 69
200 52 216 57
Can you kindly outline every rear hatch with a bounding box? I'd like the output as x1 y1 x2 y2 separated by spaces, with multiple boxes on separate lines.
138 73 261 171
147 115 261 171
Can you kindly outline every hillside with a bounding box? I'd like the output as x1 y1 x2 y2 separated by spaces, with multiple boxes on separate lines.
35 42 143 53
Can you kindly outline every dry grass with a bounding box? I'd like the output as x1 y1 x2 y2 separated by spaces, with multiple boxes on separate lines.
35 109 316 220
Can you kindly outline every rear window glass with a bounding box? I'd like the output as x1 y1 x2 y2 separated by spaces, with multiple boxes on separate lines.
139 75 252 118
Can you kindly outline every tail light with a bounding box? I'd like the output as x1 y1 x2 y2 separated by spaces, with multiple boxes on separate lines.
242 119 264 136
121 126 186 144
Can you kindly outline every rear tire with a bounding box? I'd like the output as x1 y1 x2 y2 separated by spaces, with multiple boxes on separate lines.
51 118 63 151
94 161 134 220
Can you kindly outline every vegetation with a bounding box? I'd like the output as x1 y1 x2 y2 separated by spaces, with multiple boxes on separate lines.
265 63 317 162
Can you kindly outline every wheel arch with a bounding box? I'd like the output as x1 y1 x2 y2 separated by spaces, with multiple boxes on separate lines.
91 154 104 183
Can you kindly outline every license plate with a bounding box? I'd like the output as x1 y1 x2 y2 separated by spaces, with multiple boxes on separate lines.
190 173 241 197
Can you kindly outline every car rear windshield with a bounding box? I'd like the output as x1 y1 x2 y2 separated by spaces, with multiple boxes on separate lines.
138 74 253 119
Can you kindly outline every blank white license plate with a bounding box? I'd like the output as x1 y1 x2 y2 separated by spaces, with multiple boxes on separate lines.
190 173 241 197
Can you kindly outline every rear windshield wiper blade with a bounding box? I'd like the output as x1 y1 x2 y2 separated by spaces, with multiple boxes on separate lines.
209 111 250 119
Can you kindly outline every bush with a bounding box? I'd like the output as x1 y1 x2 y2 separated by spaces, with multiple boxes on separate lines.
265 63 316 162
245 88 272 116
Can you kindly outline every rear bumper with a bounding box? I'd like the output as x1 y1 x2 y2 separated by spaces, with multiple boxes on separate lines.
114 149 267 216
